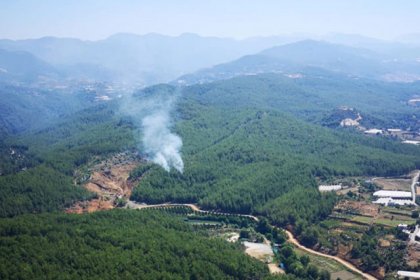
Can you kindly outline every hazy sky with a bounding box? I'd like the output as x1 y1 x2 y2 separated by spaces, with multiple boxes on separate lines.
1 0 419 40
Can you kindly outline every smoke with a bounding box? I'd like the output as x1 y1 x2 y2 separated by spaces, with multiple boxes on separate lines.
121 86 184 173
142 111 184 172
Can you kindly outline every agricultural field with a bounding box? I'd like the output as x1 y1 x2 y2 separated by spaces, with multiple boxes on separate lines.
314 176 420 279
331 185 416 228
372 177 411 192
350 214 415 228
294 247 363 280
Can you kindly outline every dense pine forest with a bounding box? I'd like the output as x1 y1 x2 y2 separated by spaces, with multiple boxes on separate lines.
0 104 135 217
0 210 273 280
3 1 420 279
1 71 420 279
2 73 420 221
131 74 420 227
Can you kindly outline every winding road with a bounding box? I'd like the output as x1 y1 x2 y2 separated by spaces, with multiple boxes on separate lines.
130 201 377 280
284 230 377 280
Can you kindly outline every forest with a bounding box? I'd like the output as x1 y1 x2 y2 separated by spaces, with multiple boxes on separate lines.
131 77 420 230
0 103 135 217
0 210 274 280
1 72 420 278
2 73 420 228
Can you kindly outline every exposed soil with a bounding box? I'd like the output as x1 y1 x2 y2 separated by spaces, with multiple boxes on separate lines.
243 241 273 262
337 243 352 257
67 198 114 214
378 239 391 248
66 152 141 214
335 200 380 217
336 186 359 196
267 263 285 274
370 267 385 280
243 240 284 274
372 178 411 192
406 243 420 268
331 270 360 280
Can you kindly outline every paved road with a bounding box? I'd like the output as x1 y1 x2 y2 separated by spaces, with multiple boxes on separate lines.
132 202 377 280
409 225 419 244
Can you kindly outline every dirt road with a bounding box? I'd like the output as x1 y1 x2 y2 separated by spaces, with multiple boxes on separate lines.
284 230 377 280
132 202 377 279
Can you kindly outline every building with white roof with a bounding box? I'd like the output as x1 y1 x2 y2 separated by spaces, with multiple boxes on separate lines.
373 190 412 199
364 129 383 135
402 140 420 145
318 184 342 192
397 271 420 279
373 197 414 206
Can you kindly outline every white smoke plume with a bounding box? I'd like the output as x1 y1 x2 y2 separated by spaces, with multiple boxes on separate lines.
121 86 184 173
142 111 184 172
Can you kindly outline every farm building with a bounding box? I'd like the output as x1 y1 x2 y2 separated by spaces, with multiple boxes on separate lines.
397 271 420 279
372 190 413 206
402 140 420 145
318 184 342 192
373 197 414 206
364 128 383 135
373 190 412 199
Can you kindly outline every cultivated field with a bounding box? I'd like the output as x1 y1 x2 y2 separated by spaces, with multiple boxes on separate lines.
373 177 411 191
294 247 362 280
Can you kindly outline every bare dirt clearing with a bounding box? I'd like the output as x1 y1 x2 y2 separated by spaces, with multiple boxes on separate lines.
243 241 273 262
267 263 284 274
335 200 379 217
373 178 411 191
407 243 420 268
225 232 239 243
331 270 362 280
67 152 141 213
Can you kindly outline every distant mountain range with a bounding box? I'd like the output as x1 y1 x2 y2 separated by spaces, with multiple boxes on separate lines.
0 49 59 82
177 39 420 84
0 33 300 85
1 33 420 85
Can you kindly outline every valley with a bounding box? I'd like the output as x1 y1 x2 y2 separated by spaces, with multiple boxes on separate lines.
2 71 420 279
2 10 420 279
62 142 420 279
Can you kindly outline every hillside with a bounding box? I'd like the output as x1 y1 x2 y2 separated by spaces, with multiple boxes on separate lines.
0 83 98 135
0 210 271 280
0 49 59 82
0 34 296 85
130 74 420 226
177 40 420 84
1 71 420 279
0 103 135 217
2 72 419 220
